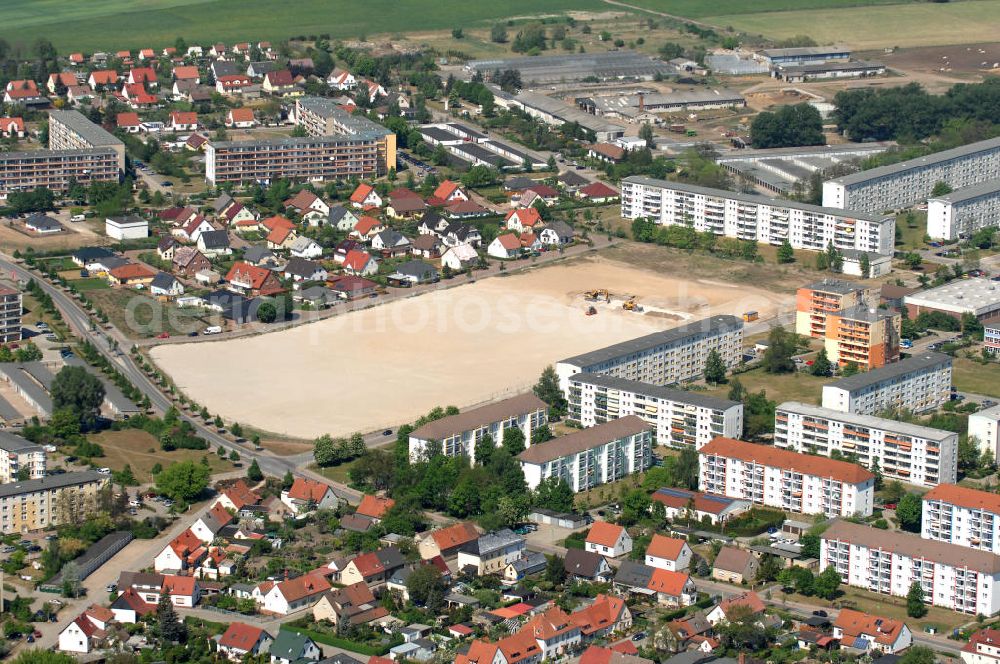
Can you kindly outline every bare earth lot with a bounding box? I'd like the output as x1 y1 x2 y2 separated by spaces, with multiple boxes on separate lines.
151 256 792 438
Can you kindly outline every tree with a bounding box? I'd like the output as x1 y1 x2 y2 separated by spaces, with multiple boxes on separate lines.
811 348 832 377
155 461 211 502
502 427 525 456
931 181 953 196
11 652 78 664
156 591 187 643
871 458 883 491
899 647 936 664
246 459 263 482
639 123 654 148
813 565 841 600
256 301 277 324
282 470 294 490
405 564 444 606
771 237 796 266
51 366 105 429
704 349 727 385
762 327 798 374
750 103 825 149
674 448 700 490
490 24 509 43
314 434 338 466
545 554 567 585
474 433 495 467
535 477 574 512
620 489 651 526
896 493 922 532
906 582 928 618
533 365 566 415
859 252 871 279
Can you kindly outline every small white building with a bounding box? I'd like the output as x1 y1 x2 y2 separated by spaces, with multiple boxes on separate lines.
106 215 148 240
970 404 1000 460
585 522 632 558
441 243 479 271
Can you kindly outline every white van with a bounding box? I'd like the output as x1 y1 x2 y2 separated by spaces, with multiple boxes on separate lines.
69 214 86 222
203 326 222 335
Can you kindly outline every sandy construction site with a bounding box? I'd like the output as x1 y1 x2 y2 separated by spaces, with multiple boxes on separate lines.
151 256 792 439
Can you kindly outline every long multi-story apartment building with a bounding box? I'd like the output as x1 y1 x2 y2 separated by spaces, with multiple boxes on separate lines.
821 518 1000 616
821 352 953 415
294 96 396 173
922 483 1000 554
555 315 744 394
205 134 387 185
620 176 894 255
0 431 45 484
408 393 548 463
566 372 742 450
927 179 1000 241
0 471 107 534
0 149 121 201
519 416 653 492
47 109 126 173
774 401 957 488
795 279 899 369
0 284 21 343
822 136 1000 214
698 437 875 517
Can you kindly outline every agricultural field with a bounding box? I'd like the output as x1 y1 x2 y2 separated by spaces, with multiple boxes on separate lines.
623 0 921 19
0 0 612 52
707 0 1000 49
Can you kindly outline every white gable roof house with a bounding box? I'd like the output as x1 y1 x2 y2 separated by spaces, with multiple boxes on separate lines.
288 236 323 259
441 243 479 271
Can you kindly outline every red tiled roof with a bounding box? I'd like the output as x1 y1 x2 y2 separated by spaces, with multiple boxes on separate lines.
350 551 387 578
527 184 559 198
356 495 395 519
219 622 268 651
162 574 196 596
90 70 118 85
963 629 1000 655
130 67 157 83
49 72 77 88
222 480 260 510
570 594 626 636
430 522 479 551
589 143 625 160
285 190 320 211
265 70 294 86
173 66 199 80
350 183 376 204
834 608 907 646
700 437 874 484
433 180 462 200
506 207 542 226
276 572 331 603
495 234 521 251
286 478 332 502
85 604 114 623
717 590 765 616
579 182 619 199
110 263 156 281
116 112 140 127
261 215 295 231
267 225 293 245
354 216 382 235
170 111 197 125
647 568 690 596
228 107 254 123
923 483 1000 515
225 261 274 290
343 250 374 273
586 521 625 548
646 535 687 561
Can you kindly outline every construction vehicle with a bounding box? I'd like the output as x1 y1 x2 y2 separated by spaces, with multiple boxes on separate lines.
585 306 597 316
622 297 643 312
742 310 759 322
584 289 609 301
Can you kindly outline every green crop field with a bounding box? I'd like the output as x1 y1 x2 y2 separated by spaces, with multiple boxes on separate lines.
706 0 1000 49
0 0 613 52
623 0 920 19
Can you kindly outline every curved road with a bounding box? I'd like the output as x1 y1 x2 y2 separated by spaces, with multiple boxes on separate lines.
0 254 357 499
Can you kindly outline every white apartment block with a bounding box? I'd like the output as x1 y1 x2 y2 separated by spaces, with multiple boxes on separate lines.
621 176 894 255
0 432 46 483
408 393 548 464
699 437 874 517
567 372 742 450
821 518 1000 616
927 179 1000 241
821 352 953 415
823 136 1000 214
923 483 1000 554
519 416 653 493
555 315 744 394
774 401 957 488
970 405 1000 460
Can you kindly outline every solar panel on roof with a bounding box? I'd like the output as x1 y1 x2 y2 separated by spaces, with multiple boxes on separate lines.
702 494 732 505
656 488 694 499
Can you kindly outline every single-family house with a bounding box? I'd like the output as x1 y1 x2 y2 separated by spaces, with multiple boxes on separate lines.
284 190 330 218
588 143 625 163
243 246 279 269
225 261 284 297
327 70 357 90
108 263 156 288
339 547 406 588
191 503 235 543
312 581 388 627
174 215 214 242
539 220 575 246
226 108 256 128
457 529 526 576
645 535 693 572
570 593 632 640
154 528 205 572
432 180 469 204
487 233 522 260
371 229 411 256
356 495 395 523
128 67 158 87
269 630 321 664
261 573 332 615
173 65 200 83
349 183 382 209
350 216 384 241
416 522 480 560
833 609 912 654
280 478 339 517
288 236 323 259
109 588 155 624
197 230 232 257
212 480 261 512
329 275 378 301
411 234 442 259
341 250 379 276
387 189 426 219
58 614 105 654
169 111 198 131
150 272 184 298
284 257 328 283
505 208 543 233
586 522 632 558
263 70 297 95
441 243 479 271
711 546 759 585
564 549 613 582
116 112 141 133
219 623 273 662
388 260 438 286
577 181 620 203
706 591 766 626
328 206 359 231
173 247 212 277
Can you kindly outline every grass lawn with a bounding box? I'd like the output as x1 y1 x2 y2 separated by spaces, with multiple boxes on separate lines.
73 277 111 291
778 586 970 633
91 429 236 484
952 356 1000 398
896 211 928 252
310 460 357 485
707 0 1000 49
0 0 613 52
703 365 828 406
624 0 919 18
85 288 210 339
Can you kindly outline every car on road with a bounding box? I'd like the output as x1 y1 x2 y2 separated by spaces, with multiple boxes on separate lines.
161 181 174 187
982 400 997 408
812 610 828 617
382 429 392 436
632 632 646 642
105 583 116 593
36 322 48 330
157 332 170 339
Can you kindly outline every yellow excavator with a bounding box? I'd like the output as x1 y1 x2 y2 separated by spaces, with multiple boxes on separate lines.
622 297 642 312
584 289 610 302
